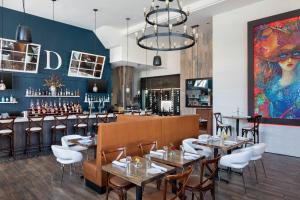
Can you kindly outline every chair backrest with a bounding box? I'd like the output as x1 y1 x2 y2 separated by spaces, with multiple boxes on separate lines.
252 143 266 157
182 138 198 154
213 112 222 125
138 141 158 156
200 156 221 186
163 166 193 200
96 113 108 123
54 114 68 127
102 147 127 164
51 145 83 163
61 134 82 148
28 115 44 129
253 115 262 132
231 150 252 164
0 117 15 132
76 114 89 126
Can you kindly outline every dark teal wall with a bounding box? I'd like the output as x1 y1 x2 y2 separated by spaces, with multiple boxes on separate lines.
0 7 111 113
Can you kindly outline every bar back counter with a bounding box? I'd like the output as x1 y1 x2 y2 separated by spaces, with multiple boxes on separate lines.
0 114 102 157
83 114 200 192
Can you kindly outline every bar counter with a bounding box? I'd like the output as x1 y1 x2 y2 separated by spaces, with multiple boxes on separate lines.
1 113 107 157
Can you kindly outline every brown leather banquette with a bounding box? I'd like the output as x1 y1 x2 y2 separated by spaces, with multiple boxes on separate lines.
83 114 199 191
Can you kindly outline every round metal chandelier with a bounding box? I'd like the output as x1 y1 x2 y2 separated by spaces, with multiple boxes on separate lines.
136 0 198 52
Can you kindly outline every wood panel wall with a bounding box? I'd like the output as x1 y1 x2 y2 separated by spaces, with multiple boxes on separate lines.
180 23 213 114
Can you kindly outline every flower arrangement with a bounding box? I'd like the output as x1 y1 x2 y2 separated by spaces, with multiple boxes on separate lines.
44 74 64 88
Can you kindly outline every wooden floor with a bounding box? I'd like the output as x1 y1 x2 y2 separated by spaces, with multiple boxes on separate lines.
0 153 299 200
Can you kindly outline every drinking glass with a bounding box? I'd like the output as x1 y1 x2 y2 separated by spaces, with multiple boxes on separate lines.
126 156 132 175
145 154 151 169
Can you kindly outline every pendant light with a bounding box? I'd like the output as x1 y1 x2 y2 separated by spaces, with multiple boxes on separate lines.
0 0 6 90
92 9 99 93
15 0 32 43
153 54 162 66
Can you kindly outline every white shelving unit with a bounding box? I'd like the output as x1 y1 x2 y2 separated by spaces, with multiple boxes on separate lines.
0 102 18 104
67 50 105 79
0 38 41 73
25 95 80 98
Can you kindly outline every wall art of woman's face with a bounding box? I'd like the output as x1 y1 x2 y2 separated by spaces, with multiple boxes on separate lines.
278 44 300 72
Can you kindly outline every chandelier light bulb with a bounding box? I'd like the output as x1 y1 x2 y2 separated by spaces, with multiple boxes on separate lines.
162 43 165 48
192 28 196 35
180 1 183 8
151 2 155 8
183 25 187 33
144 7 147 15
154 24 158 32
166 0 169 6
195 33 199 39
187 7 190 16
174 42 177 48
150 42 153 47
135 32 139 38
169 24 173 31
184 40 188 45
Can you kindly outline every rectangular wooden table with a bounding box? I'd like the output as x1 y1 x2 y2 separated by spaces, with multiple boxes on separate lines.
193 136 250 156
223 115 251 136
102 156 175 200
149 150 204 169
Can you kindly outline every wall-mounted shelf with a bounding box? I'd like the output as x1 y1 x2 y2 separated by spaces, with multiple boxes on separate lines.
25 95 80 98
84 100 109 103
0 102 18 104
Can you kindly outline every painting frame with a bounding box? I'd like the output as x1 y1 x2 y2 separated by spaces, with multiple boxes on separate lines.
248 9 300 126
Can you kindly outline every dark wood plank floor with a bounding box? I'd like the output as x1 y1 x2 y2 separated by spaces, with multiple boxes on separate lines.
0 153 299 200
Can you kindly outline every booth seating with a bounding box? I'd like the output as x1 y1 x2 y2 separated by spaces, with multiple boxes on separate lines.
83 115 200 192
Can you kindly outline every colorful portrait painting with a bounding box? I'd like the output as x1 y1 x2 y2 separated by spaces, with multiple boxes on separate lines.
248 10 300 125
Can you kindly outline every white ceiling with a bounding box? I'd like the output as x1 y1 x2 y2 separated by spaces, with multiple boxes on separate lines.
3 0 263 32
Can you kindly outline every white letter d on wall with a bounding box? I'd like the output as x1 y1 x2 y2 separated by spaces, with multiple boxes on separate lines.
44 50 62 70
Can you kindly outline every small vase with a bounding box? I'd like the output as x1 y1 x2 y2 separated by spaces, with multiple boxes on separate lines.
50 85 56 96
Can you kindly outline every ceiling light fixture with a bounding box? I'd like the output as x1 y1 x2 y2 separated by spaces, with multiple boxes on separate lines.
0 0 6 90
136 0 197 52
15 0 32 43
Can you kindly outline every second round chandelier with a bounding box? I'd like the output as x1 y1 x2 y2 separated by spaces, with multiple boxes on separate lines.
136 0 198 51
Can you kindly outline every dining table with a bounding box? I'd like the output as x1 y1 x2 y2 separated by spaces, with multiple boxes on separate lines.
149 149 204 169
68 136 97 158
223 115 251 136
102 156 175 200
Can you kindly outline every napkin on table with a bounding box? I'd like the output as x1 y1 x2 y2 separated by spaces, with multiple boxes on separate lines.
150 150 164 157
151 163 167 172
112 160 127 168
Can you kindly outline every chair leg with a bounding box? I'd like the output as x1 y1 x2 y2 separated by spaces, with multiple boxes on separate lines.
199 191 204 200
191 192 195 200
241 169 247 193
260 159 267 178
210 187 215 200
253 161 258 183
61 164 65 184
24 133 27 154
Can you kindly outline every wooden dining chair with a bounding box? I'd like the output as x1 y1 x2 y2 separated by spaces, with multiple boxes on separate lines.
242 115 262 143
214 112 232 135
73 114 89 136
0 117 15 158
25 115 44 155
143 166 193 200
185 156 221 200
51 114 68 145
102 147 133 200
138 141 158 156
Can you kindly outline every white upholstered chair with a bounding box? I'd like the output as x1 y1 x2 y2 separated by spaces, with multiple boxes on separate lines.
61 135 88 152
182 138 213 158
51 145 83 184
233 143 267 182
220 150 252 192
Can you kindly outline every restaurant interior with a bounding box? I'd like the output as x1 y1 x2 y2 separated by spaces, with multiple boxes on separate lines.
0 0 299 200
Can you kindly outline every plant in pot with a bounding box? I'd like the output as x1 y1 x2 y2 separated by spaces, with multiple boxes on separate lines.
44 74 64 96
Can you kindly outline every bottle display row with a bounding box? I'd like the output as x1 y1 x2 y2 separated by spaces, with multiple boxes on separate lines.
25 87 80 97
0 95 17 103
84 93 110 103
28 99 82 115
